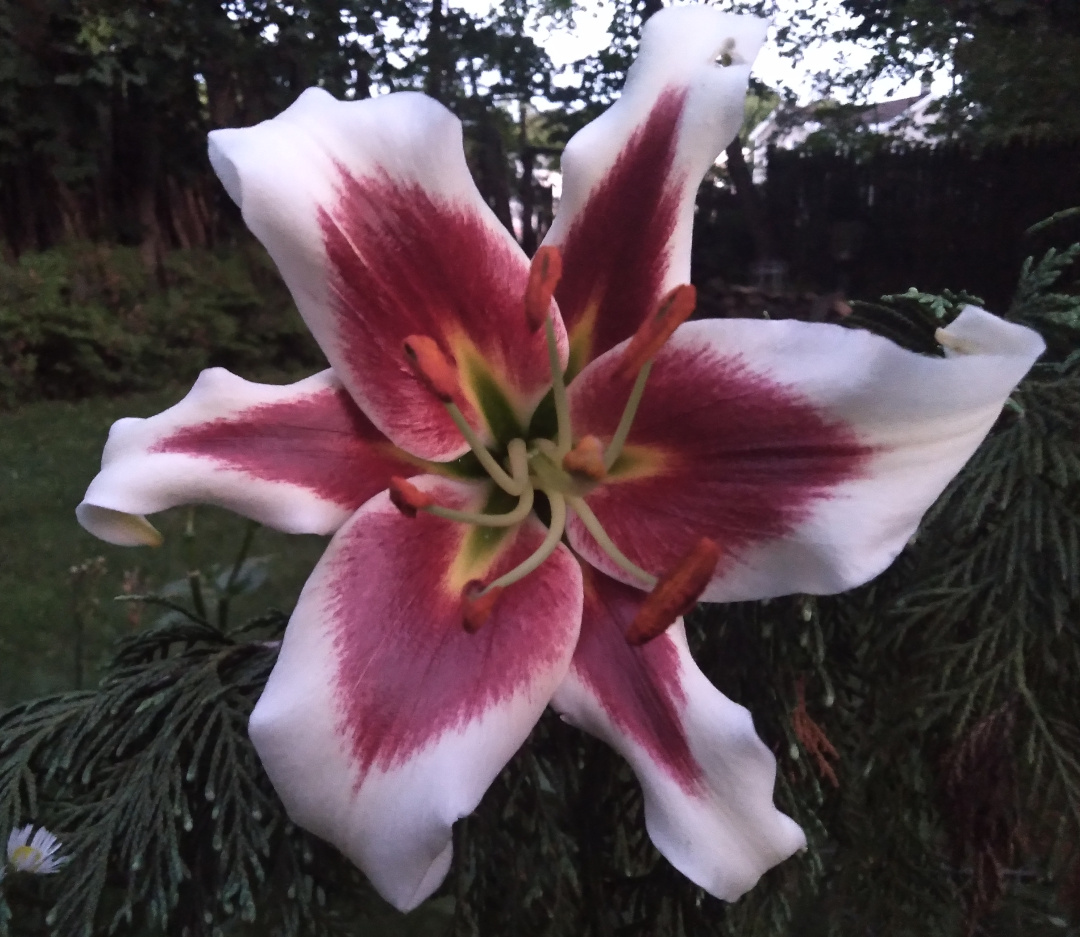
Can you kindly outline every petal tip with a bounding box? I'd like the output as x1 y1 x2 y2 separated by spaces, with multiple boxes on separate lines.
640 7 769 69
943 305 1046 361
76 504 163 547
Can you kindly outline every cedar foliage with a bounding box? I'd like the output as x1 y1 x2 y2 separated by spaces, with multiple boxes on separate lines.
0 228 1077 936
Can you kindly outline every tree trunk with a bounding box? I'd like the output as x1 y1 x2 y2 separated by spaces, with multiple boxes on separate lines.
204 62 238 129
518 101 537 254
725 134 776 263
424 0 448 104
474 102 514 235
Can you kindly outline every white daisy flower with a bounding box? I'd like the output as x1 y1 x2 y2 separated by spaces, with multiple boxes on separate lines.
6 825 70 874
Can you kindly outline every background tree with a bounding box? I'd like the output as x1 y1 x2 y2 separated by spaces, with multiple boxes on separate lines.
839 0 1080 140
0 0 568 257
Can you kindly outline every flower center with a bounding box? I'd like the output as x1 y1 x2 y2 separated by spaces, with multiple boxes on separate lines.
394 249 717 641
11 844 43 870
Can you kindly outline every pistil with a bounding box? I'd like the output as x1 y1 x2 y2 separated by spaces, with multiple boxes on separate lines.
399 271 717 639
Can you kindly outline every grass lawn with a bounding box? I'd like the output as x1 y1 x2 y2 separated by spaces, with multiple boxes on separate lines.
0 384 329 707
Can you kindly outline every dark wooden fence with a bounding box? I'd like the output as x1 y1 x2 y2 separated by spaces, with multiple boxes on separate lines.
760 139 1080 310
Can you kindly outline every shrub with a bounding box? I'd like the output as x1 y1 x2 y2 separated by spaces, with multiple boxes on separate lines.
0 243 324 406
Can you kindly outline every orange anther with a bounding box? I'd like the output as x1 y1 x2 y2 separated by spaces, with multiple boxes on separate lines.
388 476 434 518
524 246 563 332
617 284 697 380
403 335 458 402
463 580 504 633
562 435 607 481
626 536 719 646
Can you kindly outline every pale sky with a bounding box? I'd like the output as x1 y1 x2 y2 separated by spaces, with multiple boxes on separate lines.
496 0 952 105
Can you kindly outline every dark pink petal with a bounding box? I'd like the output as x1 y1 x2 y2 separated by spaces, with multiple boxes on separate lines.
551 567 805 900
320 161 559 453
568 312 1043 602
250 477 582 910
542 8 767 372
565 567 700 791
77 369 417 545
209 90 562 460
550 88 686 372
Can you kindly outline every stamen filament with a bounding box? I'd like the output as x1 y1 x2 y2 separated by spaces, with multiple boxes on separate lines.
428 485 535 528
545 317 572 456
445 403 523 496
603 360 652 471
566 496 656 588
482 492 568 592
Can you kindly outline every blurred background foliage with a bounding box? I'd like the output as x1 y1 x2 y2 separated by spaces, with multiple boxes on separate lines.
838 0 1080 141
0 243 320 406
1 0 1079 934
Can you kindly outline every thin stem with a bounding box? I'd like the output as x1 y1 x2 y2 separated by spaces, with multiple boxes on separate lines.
603 360 652 470
445 403 522 495
115 594 210 627
546 317 572 455
187 570 209 622
428 485 535 528
567 496 656 588
217 520 260 630
484 492 568 591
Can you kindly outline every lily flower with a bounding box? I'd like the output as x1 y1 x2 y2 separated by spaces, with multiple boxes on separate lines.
6 825 70 875
76 6 1043 912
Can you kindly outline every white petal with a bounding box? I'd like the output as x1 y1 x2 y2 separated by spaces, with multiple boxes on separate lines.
567 308 1044 602
6 824 31 858
209 89 559 460
551 572 804 899
250 479 582 909
77 368 417 545
542 8 768 368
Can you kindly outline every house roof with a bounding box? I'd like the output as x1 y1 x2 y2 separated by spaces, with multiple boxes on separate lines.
749 89 935 150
